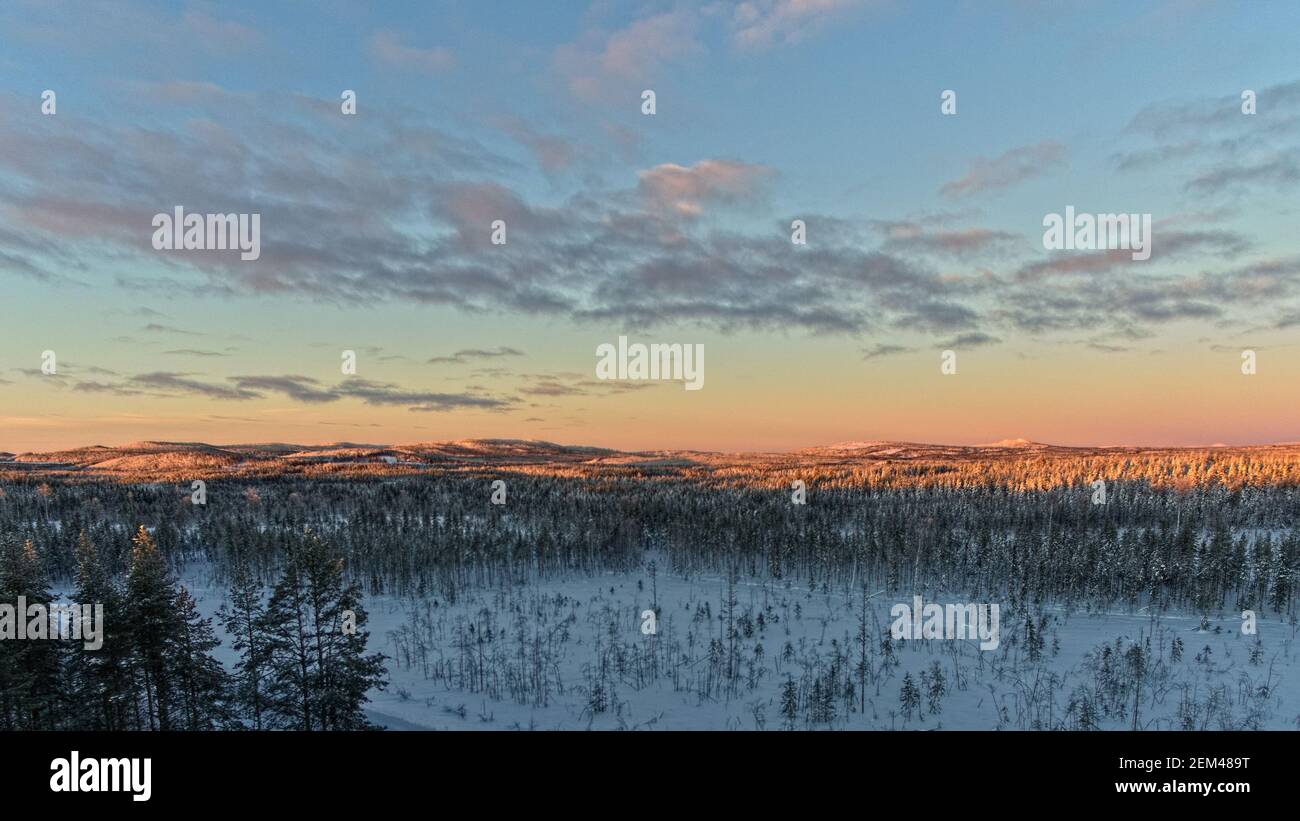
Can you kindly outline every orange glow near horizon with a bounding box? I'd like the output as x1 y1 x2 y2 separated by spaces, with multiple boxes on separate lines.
6 337 1298 454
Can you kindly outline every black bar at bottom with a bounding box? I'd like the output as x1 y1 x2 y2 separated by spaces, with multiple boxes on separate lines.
4 730 1284 808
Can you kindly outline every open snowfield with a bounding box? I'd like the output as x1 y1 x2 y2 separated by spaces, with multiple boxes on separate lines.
159 561 1300 731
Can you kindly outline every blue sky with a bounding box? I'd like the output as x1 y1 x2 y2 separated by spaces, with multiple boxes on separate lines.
2 0 1300 451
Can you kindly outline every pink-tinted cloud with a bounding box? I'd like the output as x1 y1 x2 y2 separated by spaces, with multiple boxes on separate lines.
555 11 700 103
637 159 774 217
726 0 874 50
940 141 1067 199
369 30 455 72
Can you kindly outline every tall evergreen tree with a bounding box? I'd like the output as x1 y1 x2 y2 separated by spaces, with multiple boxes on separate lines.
69 531 131 730
219 559 271 729
125 525 177 730
0 538 65 729
261 530 387 730
169 586 232 730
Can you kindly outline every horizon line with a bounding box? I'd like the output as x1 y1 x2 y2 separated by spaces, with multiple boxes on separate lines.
6 434 1300 457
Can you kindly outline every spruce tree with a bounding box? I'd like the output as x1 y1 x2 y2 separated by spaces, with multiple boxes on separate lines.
69 531 131 730
899 672 920 722
261 530 387 730
0 538 64 729
779 676 799 729
219 559 271 729
261 543 314 729
169 587 232 729
125 525 177 730
926 660 946 715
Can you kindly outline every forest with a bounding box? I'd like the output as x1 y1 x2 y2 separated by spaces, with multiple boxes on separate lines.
1 443 1297 729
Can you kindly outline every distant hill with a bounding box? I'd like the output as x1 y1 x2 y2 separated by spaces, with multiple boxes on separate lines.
3 436 1297 484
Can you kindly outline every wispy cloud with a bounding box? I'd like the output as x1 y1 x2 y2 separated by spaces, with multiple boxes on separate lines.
46 368 519 414
368 31 454 72
163 349 228 357
940 141 1067 199
862 343 915 359
725 0 877 50
554 11 701 103
427 347 525 365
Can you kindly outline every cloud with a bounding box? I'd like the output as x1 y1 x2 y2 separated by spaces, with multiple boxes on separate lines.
1124 80 1300 139
163 349 228 357
71 380 145 397
1015 228 1249 280
230 375 337 404
4 82 1298 350
368 31 455 72
337 379 513 412
1 1 261 57
1109 140 1203 172
130 372 260 401
992 255 1300 334
1114 79 1300 198
142 323 204 336
551 2 867 103
138 80 244 106
554 11 701 102
520 379 587 397
1276 311 1300 329
178 10 262 50
1086 341 1129 353
1185 154 1300 195
49 366 516 413
496 119 579 174
887 299 981 333
230 374 515 411
637 160 775 217
940 141 1067 198
862 343 915 359
518 372 655 397
877 224 1018 257
940 332 1001 349
427 347 525 365
726 0 875 50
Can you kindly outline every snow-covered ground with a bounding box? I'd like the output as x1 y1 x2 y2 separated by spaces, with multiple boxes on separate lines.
160 560 1300 731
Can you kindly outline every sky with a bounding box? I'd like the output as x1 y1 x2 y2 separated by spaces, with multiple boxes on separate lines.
2 0 1300 453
